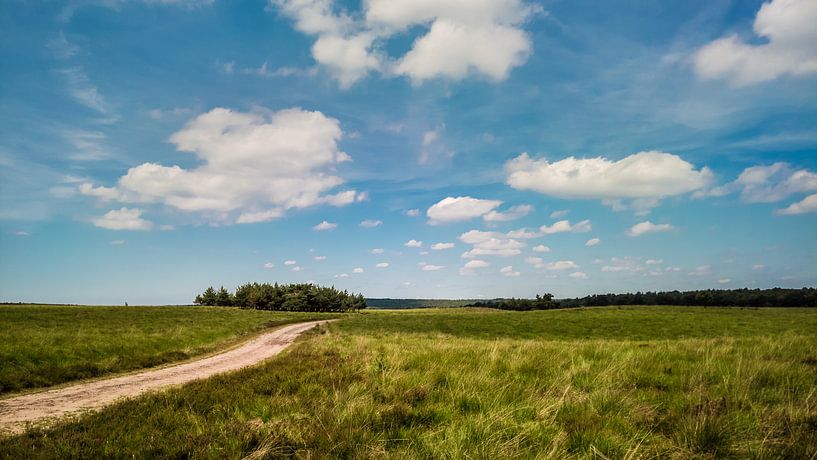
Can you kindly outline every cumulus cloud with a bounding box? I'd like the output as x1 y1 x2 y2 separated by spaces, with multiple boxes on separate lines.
427 196 502 225
693 0 817 86
314 255 327 260
734 163 817 203
431 242 455 250
459 259 490 275
602 257 644 273
80 107 364 225
458 230 524 258
376 262 389 268
646 259 663 265
569 271 588 279
421 264 444 271
370 248 385 254
543 260 578 271
405 208 420 217
404 239 423 248
291 266 303 272
360 219 382 227
585 238 601 247
284 260 297 265
272 0 538 86
506 151 712 211
91 207 153 230
335 273 349 278
353 267 364 273
482 204 532 222
627 221 674 237
532 244 550 253
500 265 520 277
313 220 338 231
15 231 30 237
777 193 817 215
540 219 591 234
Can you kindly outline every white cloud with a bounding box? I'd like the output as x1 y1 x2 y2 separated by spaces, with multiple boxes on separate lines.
506 152 712 209
47 32 80 60
58 67 114 116
505 228 542 239
585 238 601 247
693 0 817 86
370 248 385 254
550 209 568 219
646 259 663 265
263 262 275 269
627 221 674 237
405 239 423 248
291 266 303 272
544 260 578 271
427 196 502 225
569 271 588 279
237 209 285 224
431 242 454 250
15 231 30 237
752 264 766 270
500 265 520 277
718 278 731 284
688 265 712 276
532 244 550 253
273 0 537 87
80 107 363 225
777 193 817 215
314 255 327 260
110 239 125 245
313 220 338 231
360 219 383 227
482 204 532 222
376 262 390 268
459 259 490 275
405 208 420 217
540 219 591 234
353 267 364 273
421 264 444 271
459 231 524 258
335 273 349 278
602 257 644 273
283 260 296 265
91 207 153 231
735 163 817 203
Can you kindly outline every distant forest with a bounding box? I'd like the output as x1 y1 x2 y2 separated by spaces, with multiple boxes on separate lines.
365 288 817 310
466 288 817 311
194 283 366 312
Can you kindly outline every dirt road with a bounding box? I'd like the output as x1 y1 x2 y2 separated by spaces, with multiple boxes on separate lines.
0 319 333 435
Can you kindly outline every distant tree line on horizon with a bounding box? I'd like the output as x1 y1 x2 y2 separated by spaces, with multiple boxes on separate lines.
194 283 366 312
466 288 817 310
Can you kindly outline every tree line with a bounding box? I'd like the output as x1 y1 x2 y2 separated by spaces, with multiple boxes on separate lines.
194 283 366 312
466 288 817 311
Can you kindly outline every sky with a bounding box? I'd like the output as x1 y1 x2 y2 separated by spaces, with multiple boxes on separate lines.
1 0 816 304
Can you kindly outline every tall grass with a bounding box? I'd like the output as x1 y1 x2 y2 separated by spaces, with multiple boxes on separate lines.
0 305 337 394
2 307 815 458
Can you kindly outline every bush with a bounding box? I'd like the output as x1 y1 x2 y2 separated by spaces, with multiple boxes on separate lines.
194 283 366 312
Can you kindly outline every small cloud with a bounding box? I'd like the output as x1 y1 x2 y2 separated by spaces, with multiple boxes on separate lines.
334 273 349 278
353 267 364 273
776 193 817 215
483 204 533 222
569 271 588 279
376 262 390 268
313 220 337 231
263 262 275 269
314 255 327 261
550 209 569 219
421 264 444 271
291 266 303 272
688 265 712 276
646 259 663 265
431 242 454 250
427 196 502 225
15 231 30 237
459 259 490 275
752 264 766 270
544 260 578 271
500 265 520 277
110 239 125 245
717 278 731 284
360 219 382 228
540 219 591 234
404 239 423 248
370 248 385 254
405 209 420 217
91 207 153 231
627 221 673 237
532 245 550 253
585 238 601 247
284 260 297 265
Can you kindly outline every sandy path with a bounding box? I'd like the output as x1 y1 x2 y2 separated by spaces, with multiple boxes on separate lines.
0 319 334 435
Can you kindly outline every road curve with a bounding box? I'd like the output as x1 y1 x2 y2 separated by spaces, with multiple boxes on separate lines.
0 319 334 435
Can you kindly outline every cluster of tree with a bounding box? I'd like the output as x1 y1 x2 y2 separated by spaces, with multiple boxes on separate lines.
194 283 366 312
465 293 559 311
558 288 817 308
365 298 477 309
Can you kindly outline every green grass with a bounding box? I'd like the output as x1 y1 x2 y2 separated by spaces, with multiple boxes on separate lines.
2 307 816 458
0 305 337 395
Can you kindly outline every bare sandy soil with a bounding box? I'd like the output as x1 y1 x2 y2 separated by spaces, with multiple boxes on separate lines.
0 319 333 435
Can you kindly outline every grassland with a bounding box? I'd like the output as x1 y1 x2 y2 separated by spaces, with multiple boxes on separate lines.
2 306 816 458
0 305 336 395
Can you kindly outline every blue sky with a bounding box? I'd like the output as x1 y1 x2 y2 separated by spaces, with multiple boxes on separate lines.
1 0 816 304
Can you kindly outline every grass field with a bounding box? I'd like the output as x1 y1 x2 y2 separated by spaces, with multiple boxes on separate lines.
0 305 336 395
2 306 816 458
